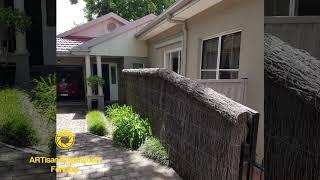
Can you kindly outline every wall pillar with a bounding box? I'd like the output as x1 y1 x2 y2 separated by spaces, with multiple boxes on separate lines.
96 56 103 96
14 0 28 54
85 55 92 96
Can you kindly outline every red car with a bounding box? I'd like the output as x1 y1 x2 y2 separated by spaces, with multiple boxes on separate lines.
57 78 81 97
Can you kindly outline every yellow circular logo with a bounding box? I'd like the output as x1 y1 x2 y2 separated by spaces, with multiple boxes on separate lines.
55 130 75 149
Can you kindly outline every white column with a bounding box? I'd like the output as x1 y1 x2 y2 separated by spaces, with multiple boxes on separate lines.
96 56 103 96
85 55 92 96
14 0 27 54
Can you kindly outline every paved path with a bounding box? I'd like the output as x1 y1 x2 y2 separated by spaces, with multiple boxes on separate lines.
0 144 55 180
57 106 181 180
56 105 87 134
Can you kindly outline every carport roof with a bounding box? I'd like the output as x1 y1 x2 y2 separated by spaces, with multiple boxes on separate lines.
56 37 90 53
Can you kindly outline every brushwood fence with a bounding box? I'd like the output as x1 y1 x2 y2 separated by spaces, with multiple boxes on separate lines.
121 68 259 180
265 34 320 179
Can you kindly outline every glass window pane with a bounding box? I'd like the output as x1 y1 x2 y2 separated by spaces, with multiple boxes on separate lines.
219 71 238 79
264 0 290 16
171 52 179 73
111 66 116 84
298 0 320 16
202 38 219 69
220 32 241 69
132 63 144 69
201 71 216 79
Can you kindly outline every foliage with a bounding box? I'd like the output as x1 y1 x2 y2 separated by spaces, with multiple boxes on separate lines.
33 74 56 122
87 111 107 136
139 137 169 166
106 104 135 127
0 89 37 147
83 0 175 21
0 7 32 32
107 104 152 150
48 133 56 157
87 75 105 90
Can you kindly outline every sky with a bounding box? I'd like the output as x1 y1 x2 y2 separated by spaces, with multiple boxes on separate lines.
56 0 87 34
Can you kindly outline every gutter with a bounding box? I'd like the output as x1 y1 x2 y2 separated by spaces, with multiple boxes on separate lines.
135 0 195 38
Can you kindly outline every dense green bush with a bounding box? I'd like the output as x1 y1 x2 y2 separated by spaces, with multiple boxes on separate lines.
87 111 107 136
139 137 169 166
33 74 56 122
107 104 152 150
0 89 37 147
106 104 135 126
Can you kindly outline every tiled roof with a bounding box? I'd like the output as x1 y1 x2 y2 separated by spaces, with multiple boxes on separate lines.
56 37 88 53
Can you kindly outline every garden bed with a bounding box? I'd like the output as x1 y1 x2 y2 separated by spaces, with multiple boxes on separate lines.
0 89 54 151
106 104 169 165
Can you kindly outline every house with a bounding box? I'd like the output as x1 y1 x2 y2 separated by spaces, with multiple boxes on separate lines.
56 13 156 107
265 0 320 59
0 0 56 88
56 0 264 166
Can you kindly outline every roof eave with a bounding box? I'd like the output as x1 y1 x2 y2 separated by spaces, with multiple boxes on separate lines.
136 0 223 40
135 0 194 39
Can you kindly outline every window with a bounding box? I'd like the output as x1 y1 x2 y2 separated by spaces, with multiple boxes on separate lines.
132 63 144 69
265 0 320 16
265 0 291 16
298 0 320 16
201 31 241 79
165 49 182 74
107 23 117 31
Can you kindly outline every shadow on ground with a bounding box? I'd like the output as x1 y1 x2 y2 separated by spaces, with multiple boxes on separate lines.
57 133 181 180
0 145 55 180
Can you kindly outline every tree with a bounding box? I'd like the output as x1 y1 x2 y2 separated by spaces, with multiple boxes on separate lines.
83 0 175 21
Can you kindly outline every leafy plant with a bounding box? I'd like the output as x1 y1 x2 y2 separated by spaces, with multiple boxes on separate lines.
106 104 136 126
87 111 107 136
0 89 37 147
83 0 175 21
107 105 151 150
87 75 105 94
0 7 32 32
139 137 169 166
113 117 152 150
32 74 56 122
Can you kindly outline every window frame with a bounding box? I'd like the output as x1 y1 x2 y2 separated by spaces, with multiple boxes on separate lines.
132 63 144 69
164 47 182 74
200 29 242 80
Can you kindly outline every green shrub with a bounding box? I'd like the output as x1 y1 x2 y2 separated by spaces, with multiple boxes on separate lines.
87 111 107 136
139 137 169 166
106 104 152 150
106 104 135 126
0 89 37 147
33 74 56 122
113 117 152 149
